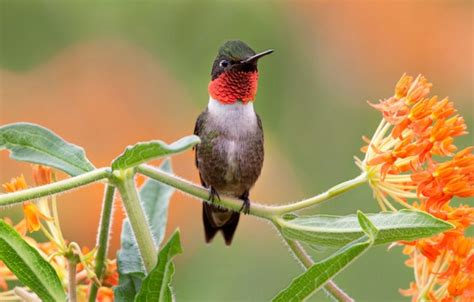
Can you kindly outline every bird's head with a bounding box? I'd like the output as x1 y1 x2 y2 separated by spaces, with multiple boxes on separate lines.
208 40 273 105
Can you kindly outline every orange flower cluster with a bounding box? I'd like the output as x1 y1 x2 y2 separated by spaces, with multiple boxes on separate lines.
0 166 118 302
357 74 474 301
2 174 51 232
399 203 474 301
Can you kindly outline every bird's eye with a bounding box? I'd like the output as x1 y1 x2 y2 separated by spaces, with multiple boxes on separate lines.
219 60 229 68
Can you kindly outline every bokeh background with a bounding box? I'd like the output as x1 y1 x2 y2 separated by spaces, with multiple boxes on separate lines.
1 1 472 301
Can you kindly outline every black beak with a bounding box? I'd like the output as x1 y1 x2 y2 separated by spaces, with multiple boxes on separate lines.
240 49 274 64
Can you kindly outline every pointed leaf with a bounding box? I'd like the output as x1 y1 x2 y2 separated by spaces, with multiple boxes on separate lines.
279 210 453 248
135 230 183 302
140 159 174 246
273 236 372 301
111 135 200 170
0 122 95 176
0 220 66 302
274 211 379 301
357 210 379 241
117 222 146 275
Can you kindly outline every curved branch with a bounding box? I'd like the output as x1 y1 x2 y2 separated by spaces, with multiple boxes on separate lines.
136 164 276 218
136 164 366 218
273 222 354 302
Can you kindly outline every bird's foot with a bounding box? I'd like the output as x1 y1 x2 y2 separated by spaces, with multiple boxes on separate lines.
239 196 251 215
208 186 221 204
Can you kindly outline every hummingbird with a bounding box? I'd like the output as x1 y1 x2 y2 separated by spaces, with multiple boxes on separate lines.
194 40 273 245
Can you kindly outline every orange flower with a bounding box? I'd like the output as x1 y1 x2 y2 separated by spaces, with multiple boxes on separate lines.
400 204 474 300
357 74 473 212
96 287 114 302
1 168 118 301
2 175 28 192
2 175 52 232
359 74 474 301
22 202 51 232
102 259 118 287
32 165 52 186
0 261 13 291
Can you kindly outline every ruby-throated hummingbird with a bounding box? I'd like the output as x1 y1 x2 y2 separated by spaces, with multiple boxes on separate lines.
194 40 273 245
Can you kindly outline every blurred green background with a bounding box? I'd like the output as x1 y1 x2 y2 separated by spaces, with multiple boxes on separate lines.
1 1 472 301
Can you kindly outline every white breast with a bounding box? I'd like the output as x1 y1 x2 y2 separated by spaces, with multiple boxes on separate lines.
207 97 257 137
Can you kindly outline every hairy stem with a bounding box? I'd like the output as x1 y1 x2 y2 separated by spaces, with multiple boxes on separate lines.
280 231 354 302
0 168 111 207
68 258 77 302
89 185 116 302
272 173 367 214
136 164 275 218
136 164 366 218
114 169 157 273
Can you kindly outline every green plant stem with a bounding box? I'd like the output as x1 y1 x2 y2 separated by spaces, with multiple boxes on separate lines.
114 169 157 273
136 164 275 218
0 168 111 207
0 164 366 218
89 185 116 302
67 257 78 302
271 173 367 215
279 231 354 302
136 164 367 218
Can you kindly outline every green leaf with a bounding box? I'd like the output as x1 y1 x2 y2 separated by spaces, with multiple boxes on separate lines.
273 236 372 301
117 222 147 275
0 122 95 176
279 210 453 249
140 160 174 246
115 160 174 299
273 210 379 301
0 219 66 302
114 272 145 302
357 210 379 241
135 230 183 302
111 135 200 170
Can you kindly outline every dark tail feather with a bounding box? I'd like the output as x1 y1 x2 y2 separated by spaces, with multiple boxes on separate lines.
203 203 219 243
221 212 240 245
203 203 240 245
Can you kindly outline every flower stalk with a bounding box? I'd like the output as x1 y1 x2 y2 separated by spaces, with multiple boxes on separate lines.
88 185 116 302
277 225 354 302
67 257 78 302
271 172 367 215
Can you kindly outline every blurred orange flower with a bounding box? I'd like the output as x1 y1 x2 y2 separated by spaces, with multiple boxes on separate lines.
0 166 117 301
2 174 52 232
32 164 52 186
22 202 51 232
2 174 28 192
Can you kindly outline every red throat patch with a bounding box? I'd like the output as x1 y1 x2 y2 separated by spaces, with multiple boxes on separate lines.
208 71 258 104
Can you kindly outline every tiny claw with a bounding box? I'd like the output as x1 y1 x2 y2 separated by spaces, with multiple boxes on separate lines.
239 198 251 215
208 187 221 203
